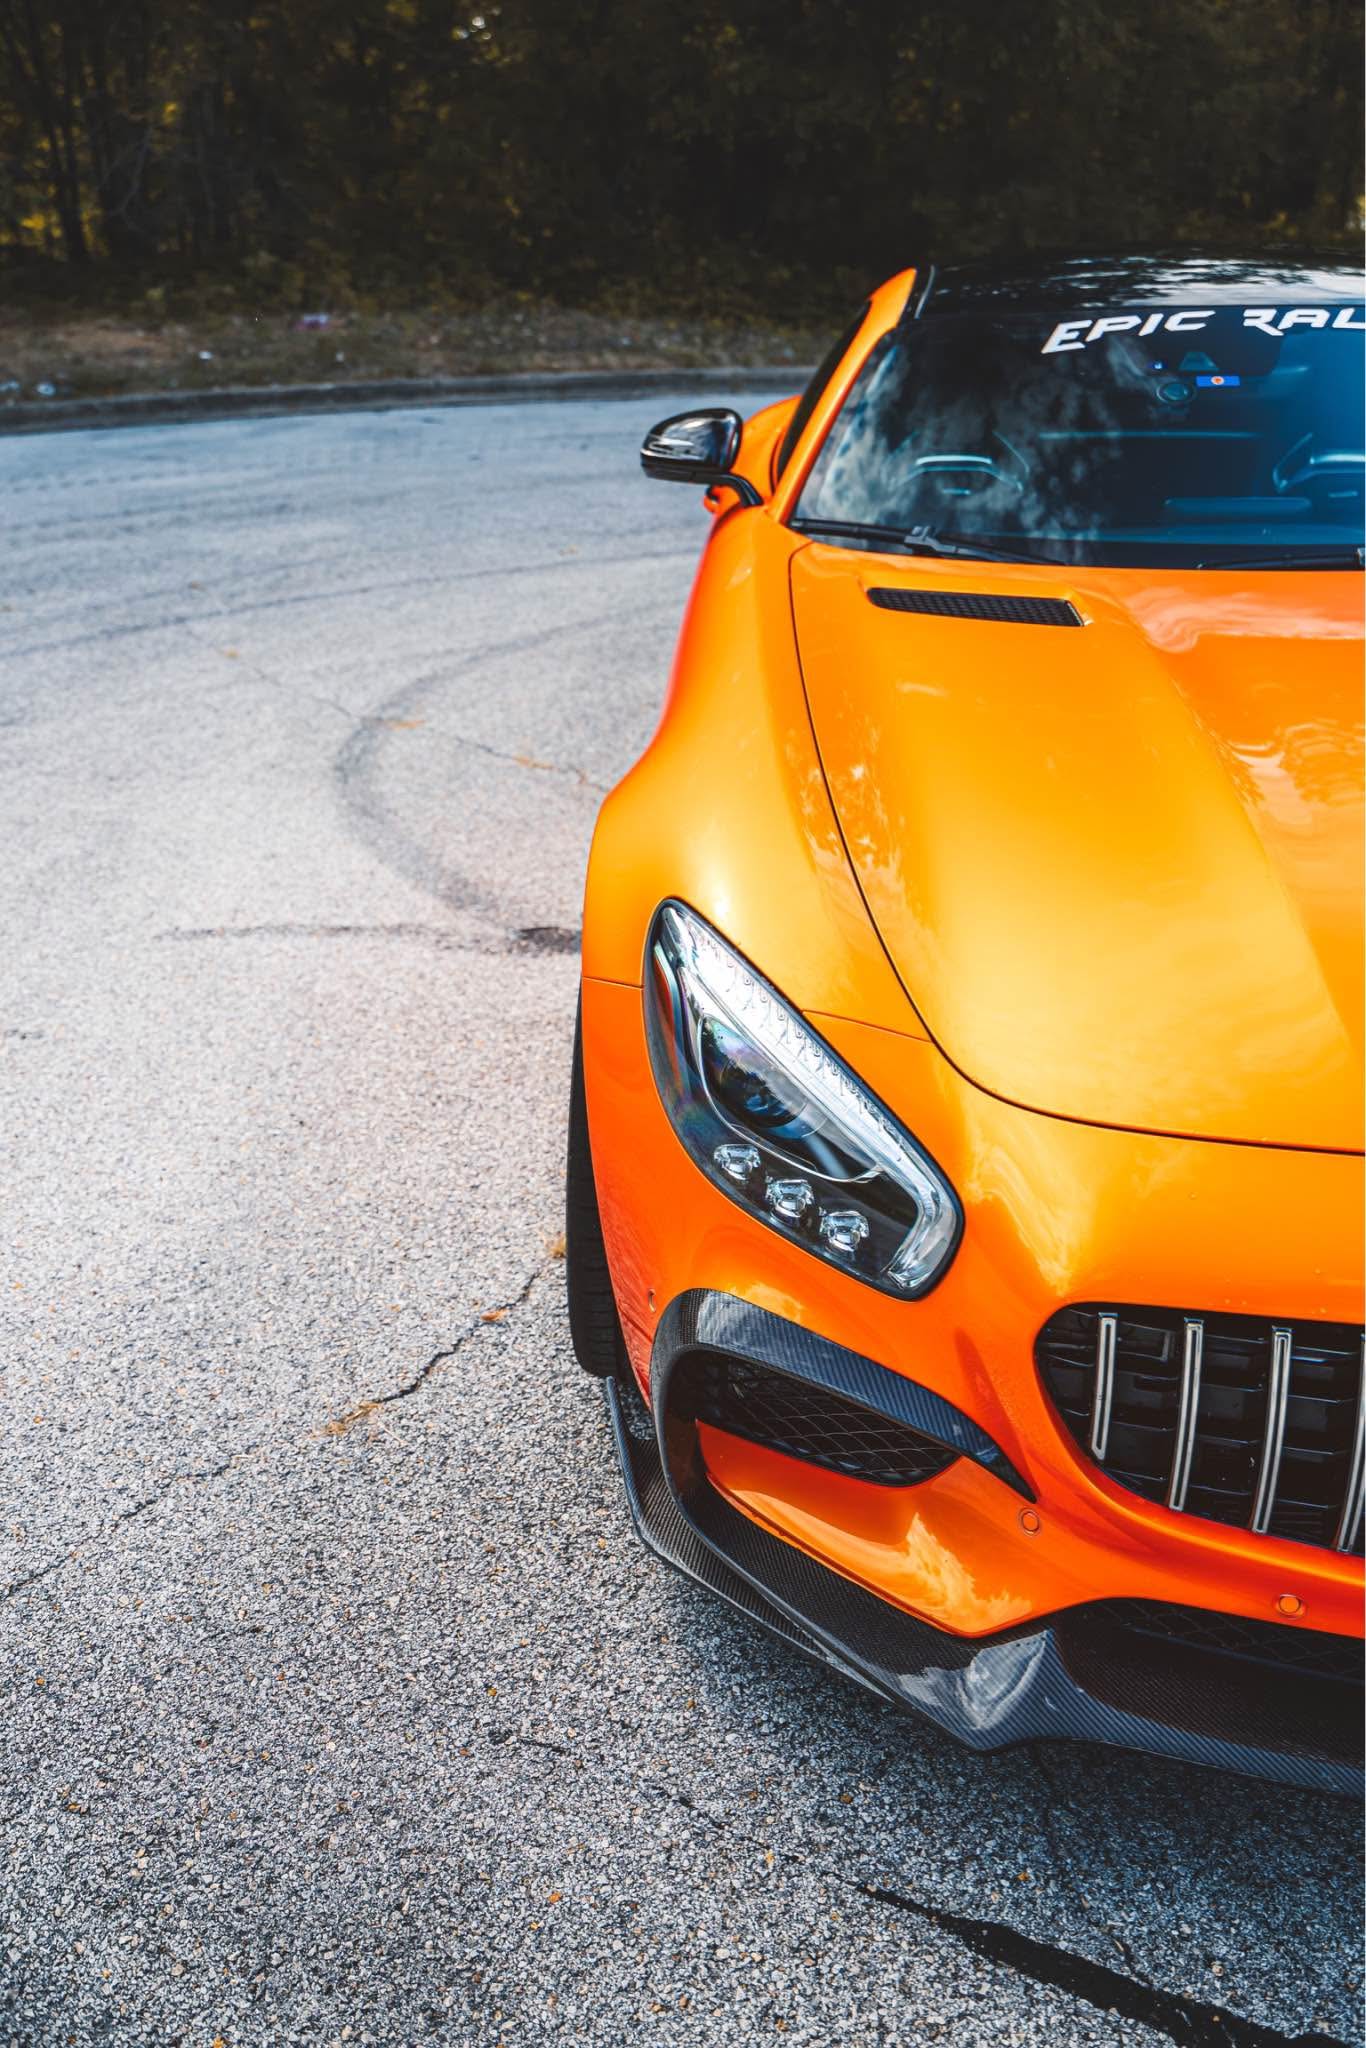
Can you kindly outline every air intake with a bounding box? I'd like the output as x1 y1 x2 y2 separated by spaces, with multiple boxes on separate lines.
867 587 1084 627
675 1350 957 1487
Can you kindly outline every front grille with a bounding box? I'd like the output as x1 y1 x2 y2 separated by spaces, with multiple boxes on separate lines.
678 1350 957 1487
1038 1304 1365 1555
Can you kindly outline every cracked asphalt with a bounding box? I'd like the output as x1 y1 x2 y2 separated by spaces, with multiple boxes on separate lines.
0 401 1360 2048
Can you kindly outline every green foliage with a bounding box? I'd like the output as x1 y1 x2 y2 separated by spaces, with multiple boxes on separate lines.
0 0 1359 316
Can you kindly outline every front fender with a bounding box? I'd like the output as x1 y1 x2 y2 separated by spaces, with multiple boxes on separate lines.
580 507 923 1034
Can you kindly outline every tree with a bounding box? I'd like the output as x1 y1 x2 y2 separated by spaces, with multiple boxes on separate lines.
0 0 1358 302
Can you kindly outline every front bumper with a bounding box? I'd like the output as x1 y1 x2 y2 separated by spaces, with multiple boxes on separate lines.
583 975 1364 1634
604 1290 1362 1796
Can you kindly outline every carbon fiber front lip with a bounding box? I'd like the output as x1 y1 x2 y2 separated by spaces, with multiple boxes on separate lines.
602 1309 1363 1797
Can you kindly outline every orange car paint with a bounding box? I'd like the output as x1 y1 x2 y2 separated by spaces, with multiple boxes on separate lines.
793 548 1364 1150
579 269 1364 1649
579 509 925 1035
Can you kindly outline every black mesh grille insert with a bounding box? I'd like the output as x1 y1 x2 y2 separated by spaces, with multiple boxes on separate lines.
1054 1603 1363 1764
678 1350 957 1487
867 586 1084 627
1093 1600 1363 1686
1037 1303 1365 1555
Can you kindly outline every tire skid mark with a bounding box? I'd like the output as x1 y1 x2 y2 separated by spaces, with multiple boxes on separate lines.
0 542 695 668
331 600 658 924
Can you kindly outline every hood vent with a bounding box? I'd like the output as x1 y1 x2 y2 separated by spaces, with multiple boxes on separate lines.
868 586 1084 627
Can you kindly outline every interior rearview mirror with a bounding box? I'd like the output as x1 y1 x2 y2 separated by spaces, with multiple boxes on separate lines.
640 408 762 505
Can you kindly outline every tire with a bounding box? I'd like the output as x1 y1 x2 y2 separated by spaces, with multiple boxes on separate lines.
566 999 625 1377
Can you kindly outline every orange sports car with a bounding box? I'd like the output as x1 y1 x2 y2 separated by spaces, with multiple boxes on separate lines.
566 253 1365 1793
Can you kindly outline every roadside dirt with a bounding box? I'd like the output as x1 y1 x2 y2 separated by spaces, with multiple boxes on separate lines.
0 301 827 408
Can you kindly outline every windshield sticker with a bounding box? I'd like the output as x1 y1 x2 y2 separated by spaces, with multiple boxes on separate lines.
1042 305 1366 353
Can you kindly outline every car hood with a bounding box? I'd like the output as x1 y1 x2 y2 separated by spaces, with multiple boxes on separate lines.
791 546 1364 1149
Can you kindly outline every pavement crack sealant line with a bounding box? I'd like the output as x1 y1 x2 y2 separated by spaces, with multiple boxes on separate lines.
481 1729 1352 2047
156 921 582 956
861 1880 1347 2048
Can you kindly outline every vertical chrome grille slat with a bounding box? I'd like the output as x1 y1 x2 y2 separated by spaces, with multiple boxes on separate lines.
1333 1334 1365 1553
1249 1326 1293 1536
1038 1305 1365 1555
1166 1317 1204 1513
1089 1312 1118 1462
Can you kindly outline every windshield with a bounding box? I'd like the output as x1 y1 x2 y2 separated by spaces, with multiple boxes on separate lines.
794 300 1366 567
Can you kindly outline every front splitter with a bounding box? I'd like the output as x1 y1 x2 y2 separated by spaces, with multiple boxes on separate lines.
602 1371 1361 1798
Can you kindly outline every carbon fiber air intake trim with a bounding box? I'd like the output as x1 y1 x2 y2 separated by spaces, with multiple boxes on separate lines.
867 586 1084 628
600 1292 1361 1796
651 1290 1033 1500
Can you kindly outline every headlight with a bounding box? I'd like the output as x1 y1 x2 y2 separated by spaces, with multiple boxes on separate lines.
643 901 961 1296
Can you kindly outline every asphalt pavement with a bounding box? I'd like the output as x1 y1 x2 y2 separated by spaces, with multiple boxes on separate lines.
0 399 1360 2047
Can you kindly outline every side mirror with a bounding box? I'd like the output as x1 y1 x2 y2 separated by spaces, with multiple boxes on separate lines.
640 408 763 506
